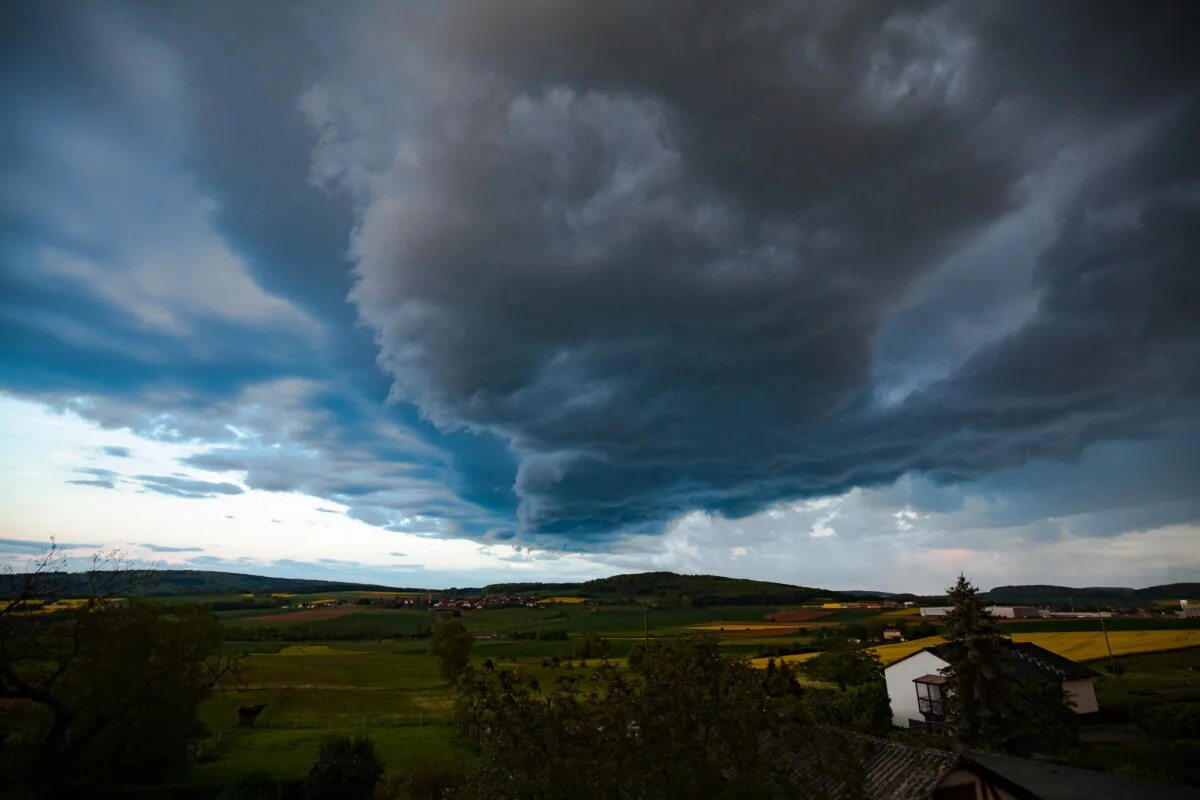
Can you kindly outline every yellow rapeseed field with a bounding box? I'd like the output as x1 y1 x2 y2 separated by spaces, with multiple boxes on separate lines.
880 607 922 617
1009 630 1200 661
544 596 588 604
751 629 1200 669
272 644 355 656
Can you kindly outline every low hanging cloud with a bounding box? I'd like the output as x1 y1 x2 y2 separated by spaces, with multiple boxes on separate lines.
304 2 1200 541
138 543 204 553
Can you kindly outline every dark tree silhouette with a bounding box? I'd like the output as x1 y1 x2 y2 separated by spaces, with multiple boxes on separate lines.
940 574 1015 746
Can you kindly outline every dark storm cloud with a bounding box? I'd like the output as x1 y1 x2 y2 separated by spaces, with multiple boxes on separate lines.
305 1 1200 539
3 0 1198 556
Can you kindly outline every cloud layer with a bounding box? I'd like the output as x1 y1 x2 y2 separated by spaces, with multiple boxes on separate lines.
304 1 1200 539
0 1 1197 586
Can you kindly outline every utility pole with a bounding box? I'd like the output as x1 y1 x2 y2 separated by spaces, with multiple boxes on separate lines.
642 601 650 664
1098 606 1116 671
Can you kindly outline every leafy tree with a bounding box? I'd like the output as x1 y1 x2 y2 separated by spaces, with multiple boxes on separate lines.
428 617 473 681
217 769 279 800
909 621 938 639
453 637 868 800
303 735 384 800
374 758 465 800
803 682 892 736
842 623 869 641
626 643 646 668
1004 680 1079 755
0 545 240 791
940 574 1015 747
803 639 882 690
574 628 611 659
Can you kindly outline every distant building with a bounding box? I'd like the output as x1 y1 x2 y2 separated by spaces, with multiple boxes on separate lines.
985 606 1040 619
883 628 905 641
883 641 1100 731
919 607 952 618
1180 600 1200 619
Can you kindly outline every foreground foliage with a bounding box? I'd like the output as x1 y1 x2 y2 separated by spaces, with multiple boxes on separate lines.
304 734 385 800
452 637 869 800
0 548 240 793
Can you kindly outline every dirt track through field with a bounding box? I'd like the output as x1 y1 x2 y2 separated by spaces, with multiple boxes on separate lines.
240 607 359 623
764 609 834 623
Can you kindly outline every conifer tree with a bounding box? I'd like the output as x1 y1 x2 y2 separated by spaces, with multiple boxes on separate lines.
940 574 1014 746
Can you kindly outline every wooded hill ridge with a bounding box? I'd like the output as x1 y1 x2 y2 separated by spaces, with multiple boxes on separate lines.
3 567 1195 606
1 569 429 598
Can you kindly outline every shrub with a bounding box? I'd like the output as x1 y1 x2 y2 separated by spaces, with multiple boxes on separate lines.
374 759 464 800
304 735 385 800
1138 702 1200 739
218 769 279 800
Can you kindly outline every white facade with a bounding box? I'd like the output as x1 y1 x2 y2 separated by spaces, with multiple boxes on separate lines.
884 649 949 728
885 649 1101 727
1062 678 1100 713
920 607 952 617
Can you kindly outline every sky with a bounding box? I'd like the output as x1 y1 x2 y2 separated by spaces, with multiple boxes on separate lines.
1 1 1198 593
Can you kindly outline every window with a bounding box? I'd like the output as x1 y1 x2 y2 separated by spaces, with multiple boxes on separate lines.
915 679 946 719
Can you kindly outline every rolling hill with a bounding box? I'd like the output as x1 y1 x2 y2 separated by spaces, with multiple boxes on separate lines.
1 569 425 598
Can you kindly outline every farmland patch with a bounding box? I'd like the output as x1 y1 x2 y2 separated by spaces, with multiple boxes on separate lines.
765 609 833 623
240 607 360 623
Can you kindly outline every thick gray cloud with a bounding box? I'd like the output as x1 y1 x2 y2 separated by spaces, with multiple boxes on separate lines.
303 1 1200 540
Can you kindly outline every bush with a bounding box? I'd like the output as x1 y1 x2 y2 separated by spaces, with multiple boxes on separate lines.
374 760 464 800
803 682 892 736
1138 702 1200 739
1068 740 1200 786
304 735 385 800
218 769 279 800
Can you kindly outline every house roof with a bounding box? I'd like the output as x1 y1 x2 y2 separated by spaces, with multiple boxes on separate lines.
929 642 1099 681
767 730 963 800
914 673 950 685
883 640 1098 682
773 730 1195 800
964 751 1198 800
856 737 963 800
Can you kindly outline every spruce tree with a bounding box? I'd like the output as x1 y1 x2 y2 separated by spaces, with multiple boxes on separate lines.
940 574 1014 746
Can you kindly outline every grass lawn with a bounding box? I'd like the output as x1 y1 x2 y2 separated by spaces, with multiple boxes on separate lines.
189 642 465 789
190 636 639 791
1092 646 1200 710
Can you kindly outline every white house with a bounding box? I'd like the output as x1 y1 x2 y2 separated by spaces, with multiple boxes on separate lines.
919 607 952 618
883 642 1100 730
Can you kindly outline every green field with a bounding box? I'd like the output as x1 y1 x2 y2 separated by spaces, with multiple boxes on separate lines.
171 600 1200 794
189 643 467 788
1092 647 1200 710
